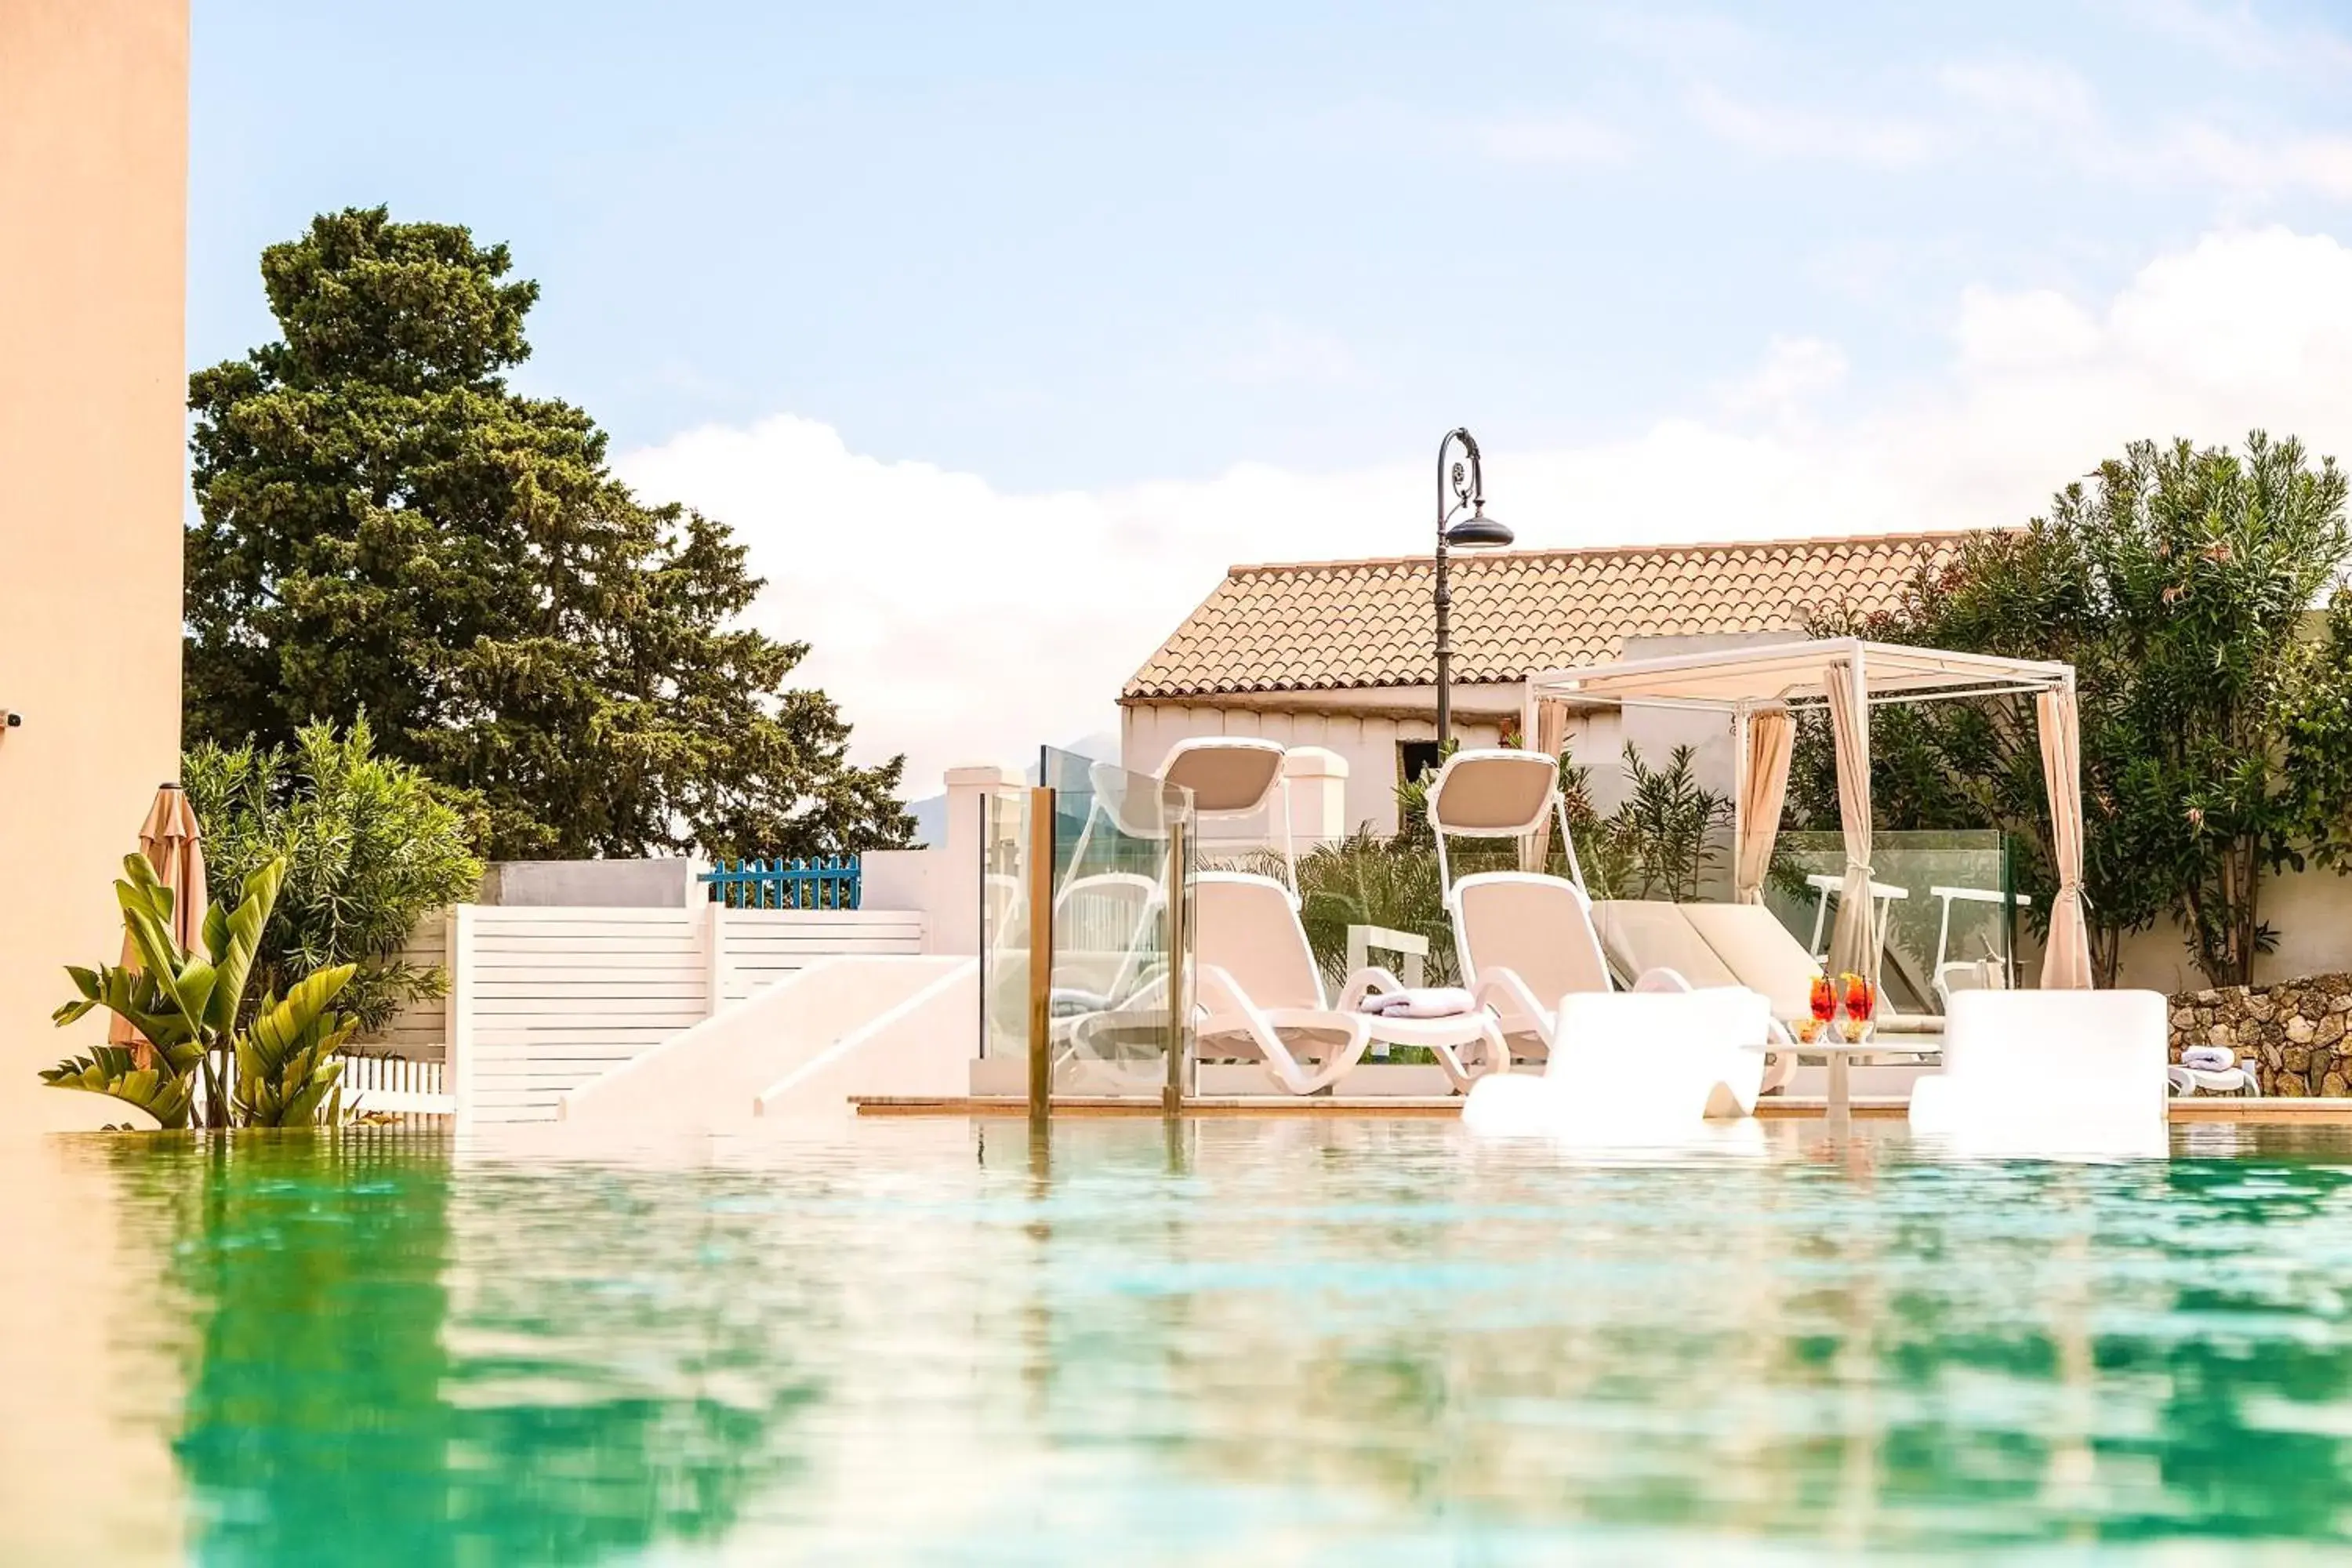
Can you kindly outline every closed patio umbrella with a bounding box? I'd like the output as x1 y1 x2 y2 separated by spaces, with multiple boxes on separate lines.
111 782 207 1063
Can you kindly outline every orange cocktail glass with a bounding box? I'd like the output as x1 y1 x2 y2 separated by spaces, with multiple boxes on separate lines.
1840 973 1875 1042
1804 975 1836 1043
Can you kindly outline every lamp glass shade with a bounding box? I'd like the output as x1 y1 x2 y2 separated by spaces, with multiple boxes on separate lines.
1444 510 1514 550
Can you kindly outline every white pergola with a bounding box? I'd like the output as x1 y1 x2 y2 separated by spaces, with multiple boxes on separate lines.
1526 637 2092 990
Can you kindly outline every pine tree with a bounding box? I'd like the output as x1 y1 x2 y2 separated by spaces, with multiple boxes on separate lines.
187 207 913 859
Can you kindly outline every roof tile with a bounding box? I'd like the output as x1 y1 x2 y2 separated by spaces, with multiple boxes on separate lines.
1121 530 1979 700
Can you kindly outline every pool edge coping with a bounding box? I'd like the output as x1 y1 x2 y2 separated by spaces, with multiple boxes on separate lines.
852 1096 2352 1122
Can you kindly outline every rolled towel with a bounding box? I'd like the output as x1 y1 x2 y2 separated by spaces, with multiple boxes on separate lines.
1359 986 1478 1019
2183 1046 2236 1073
1050 987 1114 1018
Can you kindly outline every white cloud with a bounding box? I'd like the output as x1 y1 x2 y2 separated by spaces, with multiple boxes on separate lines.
1474 115 1635 166
1937 60 2097 129
1951 287 2103 372
2126 0 2352 75
1685 53 2352 203
2156 122 2352 201
1714 336 1849 422
1686 84 1939 168
618 227 2352 793
1209 317 1362 387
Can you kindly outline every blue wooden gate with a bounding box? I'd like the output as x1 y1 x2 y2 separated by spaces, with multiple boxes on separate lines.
701 855 862 909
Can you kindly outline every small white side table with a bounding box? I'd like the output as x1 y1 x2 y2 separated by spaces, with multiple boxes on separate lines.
1798 1034 1941 1127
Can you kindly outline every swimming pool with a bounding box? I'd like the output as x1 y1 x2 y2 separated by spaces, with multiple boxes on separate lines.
8 1116 2352 1563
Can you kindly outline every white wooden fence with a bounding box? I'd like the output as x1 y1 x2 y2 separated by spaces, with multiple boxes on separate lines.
714 907 927 1005
350 901 927 1124
355 915 450 1062
459 905 710 1123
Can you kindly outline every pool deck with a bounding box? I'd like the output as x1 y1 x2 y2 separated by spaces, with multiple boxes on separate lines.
855 1095 2352 1122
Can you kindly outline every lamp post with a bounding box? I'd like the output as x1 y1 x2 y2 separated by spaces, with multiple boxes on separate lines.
1433 426 1514 749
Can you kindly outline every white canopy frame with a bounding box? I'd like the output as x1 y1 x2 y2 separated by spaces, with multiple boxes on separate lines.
1526 637 2091 991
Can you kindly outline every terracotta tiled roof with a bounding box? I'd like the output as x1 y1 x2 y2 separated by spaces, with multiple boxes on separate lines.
1123 531 1980 701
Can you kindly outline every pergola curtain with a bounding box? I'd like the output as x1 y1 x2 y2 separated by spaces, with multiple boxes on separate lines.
2037 683 2094 989
1523 697 1573 874
1733 706 1793 906
1824 658 1876 982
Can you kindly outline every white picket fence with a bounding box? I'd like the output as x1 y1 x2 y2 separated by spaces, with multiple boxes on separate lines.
337 1053 450 1116
350 901 927 1124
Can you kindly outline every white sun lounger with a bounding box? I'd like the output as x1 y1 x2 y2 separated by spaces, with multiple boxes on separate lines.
1427 749 1621 1065
1449 872 1613 1066
1453 880 1774 1108
1600 897 1945 1035
2169 1062 2260 1097
1428 750 1777 1111
1591 900 1799 1094
1590 899 1745 992
1196 871 1508 1094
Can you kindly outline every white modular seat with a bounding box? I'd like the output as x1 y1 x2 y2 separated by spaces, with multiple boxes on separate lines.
1908 989 2169 1138
1463 987 1774 1136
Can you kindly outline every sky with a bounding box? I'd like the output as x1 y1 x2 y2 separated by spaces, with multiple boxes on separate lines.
189 1 2352 790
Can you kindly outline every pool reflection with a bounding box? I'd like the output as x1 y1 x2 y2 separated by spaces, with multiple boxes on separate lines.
41 1117 2352 1560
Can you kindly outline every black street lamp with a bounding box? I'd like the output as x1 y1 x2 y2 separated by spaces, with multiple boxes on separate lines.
1434 426 1514 749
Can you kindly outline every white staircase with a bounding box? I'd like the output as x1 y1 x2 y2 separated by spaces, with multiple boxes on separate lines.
557 954 975 1127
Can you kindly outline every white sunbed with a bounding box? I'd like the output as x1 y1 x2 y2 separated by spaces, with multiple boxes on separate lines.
1447 871 1612 1067
1194 871 1509 1095
2169 1062 2261 1097
1051 736 1295 1092
1429 749 1777 1112
1590 899 1802 1096
1450 878 1775 1112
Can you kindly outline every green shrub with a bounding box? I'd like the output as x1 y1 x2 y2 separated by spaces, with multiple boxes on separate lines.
182 717 484 1033
1256 746 1733 982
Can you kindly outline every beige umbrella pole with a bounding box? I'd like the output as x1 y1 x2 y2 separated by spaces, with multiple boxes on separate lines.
111 782 209 1067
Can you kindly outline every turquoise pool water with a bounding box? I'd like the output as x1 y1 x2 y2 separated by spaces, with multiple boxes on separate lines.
10 1117 2352 1563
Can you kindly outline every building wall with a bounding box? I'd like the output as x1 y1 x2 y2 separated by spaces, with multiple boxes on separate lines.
2113 866 2352 996
481 858 702 908
1120 630 1791 832
0 2 190 1134
1123 702 1508 837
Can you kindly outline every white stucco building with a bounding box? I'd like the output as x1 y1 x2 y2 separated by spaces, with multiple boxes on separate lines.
1120 532 1971 836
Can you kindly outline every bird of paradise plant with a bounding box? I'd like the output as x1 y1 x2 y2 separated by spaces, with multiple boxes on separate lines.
41 853 360 1129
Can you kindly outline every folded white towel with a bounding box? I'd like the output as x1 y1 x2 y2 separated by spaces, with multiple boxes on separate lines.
1359 986 1477 1019
2183 1046 2236 1072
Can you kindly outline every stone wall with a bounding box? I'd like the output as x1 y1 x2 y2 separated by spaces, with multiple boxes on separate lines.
2169 974 2352 1095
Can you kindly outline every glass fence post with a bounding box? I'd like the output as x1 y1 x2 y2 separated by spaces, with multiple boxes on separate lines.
1163 815 1189 1118
1026 784 1056 1129
2002 832 2019 990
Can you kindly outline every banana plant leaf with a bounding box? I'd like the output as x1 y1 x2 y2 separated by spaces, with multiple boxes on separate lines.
204 858 284 1037
40 1047 196 1130
45 852 354 1131
232 964 358 1127
51 964 198 1052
